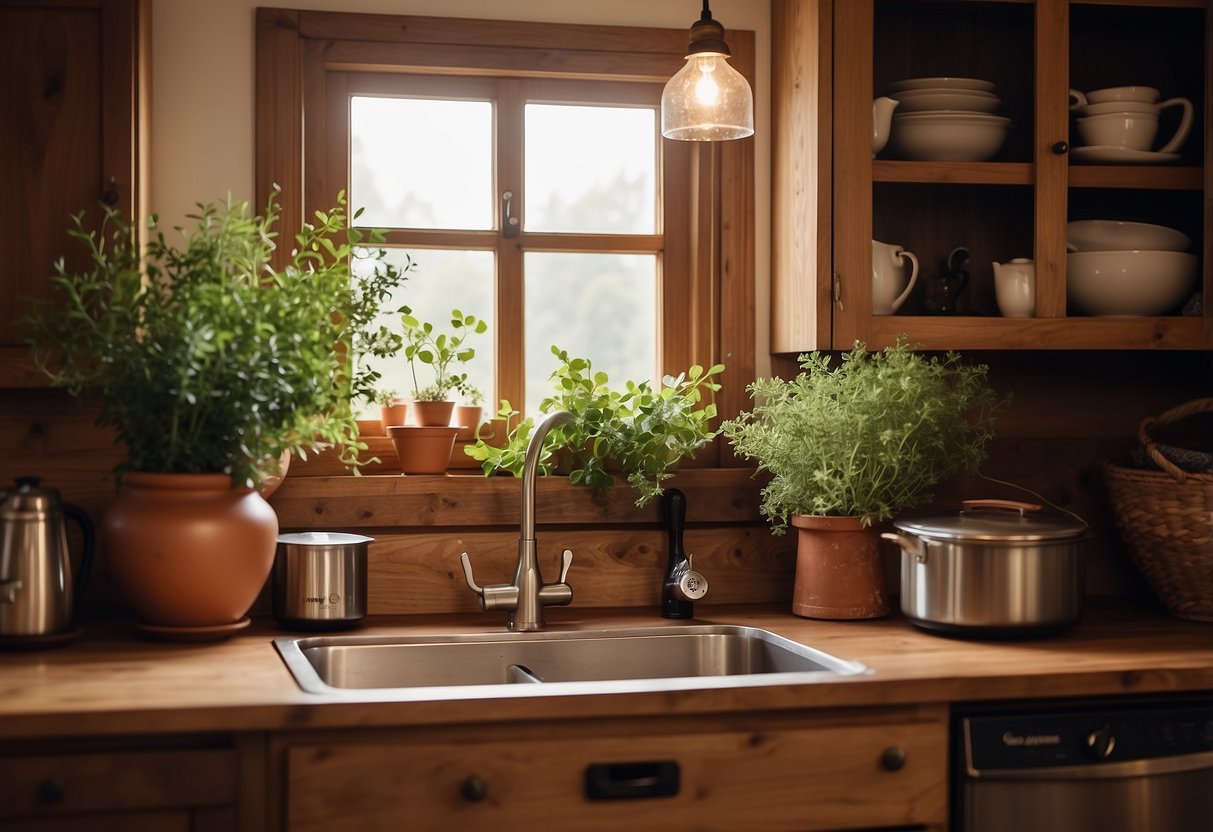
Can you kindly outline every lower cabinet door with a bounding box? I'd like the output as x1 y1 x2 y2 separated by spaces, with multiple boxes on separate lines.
285 717 947 832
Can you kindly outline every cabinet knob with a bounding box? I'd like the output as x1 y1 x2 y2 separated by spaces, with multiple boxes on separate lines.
460 775 488 803
1051 141 1070 155
36 777 65 804
881 746 906 772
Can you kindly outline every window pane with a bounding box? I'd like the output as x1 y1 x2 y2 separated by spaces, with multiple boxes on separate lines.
524 104 657 234
356 249 495 414
350 97 493 230
524 252 657 414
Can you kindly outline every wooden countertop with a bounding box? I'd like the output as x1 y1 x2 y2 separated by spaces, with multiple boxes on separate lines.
0 602 1209 740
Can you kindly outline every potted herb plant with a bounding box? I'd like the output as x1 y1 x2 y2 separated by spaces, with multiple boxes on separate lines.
24 191 411 637
721 340 1003 620
388 307 487 472
452 382 486 440
374 389 408 433
466 345 724 507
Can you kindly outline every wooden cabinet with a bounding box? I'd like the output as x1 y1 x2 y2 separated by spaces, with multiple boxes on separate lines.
773 0 1210 352
274 708 948 832
0 737 252 831
0 0 145 387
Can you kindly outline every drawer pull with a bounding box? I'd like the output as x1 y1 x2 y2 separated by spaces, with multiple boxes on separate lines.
36 777 65 804
585 761 679 801
881 746 907 772
460 775 488 803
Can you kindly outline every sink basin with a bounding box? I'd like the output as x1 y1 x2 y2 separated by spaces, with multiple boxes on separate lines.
275 625 869 700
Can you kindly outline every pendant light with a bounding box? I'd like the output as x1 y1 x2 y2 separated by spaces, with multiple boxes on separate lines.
661 0 754 141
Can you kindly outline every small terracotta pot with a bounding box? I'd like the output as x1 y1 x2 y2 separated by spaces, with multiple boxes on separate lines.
379 402 408 432
451 404 483 440
387 426 460 474
101 472 279 632
410 399 455 427
789 514 890 620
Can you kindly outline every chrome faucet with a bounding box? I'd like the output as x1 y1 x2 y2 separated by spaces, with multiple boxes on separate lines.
460 410 575 631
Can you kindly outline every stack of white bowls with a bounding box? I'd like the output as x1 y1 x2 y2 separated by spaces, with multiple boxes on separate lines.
888 77 1011 162
1066 220 1197 316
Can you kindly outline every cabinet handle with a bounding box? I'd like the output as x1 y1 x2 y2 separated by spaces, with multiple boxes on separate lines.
881 746 907 772
585 761 679 800
1051 141 1070 155
36 777 65 804
460 774 488 803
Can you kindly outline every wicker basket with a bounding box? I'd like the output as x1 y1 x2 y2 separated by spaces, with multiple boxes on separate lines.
1102 398 1213 622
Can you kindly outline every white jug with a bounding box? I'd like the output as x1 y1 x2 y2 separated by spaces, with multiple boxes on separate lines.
871 240 919 315
992 258 1035 318
872 97 899 157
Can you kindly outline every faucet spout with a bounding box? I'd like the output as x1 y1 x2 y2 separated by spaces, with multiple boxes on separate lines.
459 410 576 631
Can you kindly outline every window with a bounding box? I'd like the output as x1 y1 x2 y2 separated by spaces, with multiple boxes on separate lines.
256 9 754 463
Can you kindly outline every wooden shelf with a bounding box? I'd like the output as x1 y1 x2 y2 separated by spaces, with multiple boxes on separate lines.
1067 165 1203 190
873 160 1034 185
862 314 1209 350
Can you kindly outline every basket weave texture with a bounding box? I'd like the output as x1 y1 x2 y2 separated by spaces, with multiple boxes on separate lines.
1102 398 1213 622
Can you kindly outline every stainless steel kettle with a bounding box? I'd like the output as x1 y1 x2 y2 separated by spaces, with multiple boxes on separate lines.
0 477 95 637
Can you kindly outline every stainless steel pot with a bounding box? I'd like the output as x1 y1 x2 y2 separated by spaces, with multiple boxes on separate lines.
272 532 372 630
882 499 1090 638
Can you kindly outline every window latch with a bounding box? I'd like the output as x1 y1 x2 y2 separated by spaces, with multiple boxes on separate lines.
502 190 520 238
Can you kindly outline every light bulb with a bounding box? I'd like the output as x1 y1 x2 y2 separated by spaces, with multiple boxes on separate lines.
693 56 720 105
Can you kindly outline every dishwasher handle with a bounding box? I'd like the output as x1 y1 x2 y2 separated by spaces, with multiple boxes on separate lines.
967 749 1213 782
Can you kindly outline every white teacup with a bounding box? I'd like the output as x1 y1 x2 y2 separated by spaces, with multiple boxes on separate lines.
1069 86 1159 108
992 258 1035 318
1073 97 1192 153
872 240 919 315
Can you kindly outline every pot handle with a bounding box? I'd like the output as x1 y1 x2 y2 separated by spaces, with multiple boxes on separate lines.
880 532 927 563
962 499 1042 516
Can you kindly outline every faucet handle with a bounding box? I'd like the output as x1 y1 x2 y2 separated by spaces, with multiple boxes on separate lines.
460 552 520 612
556 548 573 584
672 554 708 602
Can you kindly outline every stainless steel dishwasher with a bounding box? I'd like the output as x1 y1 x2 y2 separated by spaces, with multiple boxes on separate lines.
955 695 1213 832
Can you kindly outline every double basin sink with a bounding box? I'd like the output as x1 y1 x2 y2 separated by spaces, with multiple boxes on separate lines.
275 624 869 700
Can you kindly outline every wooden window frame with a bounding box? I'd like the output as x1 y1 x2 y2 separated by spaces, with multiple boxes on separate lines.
254 7 754 477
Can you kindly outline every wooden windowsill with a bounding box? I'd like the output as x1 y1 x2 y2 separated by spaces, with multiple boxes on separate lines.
267 467 767 530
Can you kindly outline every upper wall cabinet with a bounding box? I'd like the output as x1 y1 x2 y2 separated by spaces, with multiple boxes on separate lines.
0 0 146 387
772 0 1210 352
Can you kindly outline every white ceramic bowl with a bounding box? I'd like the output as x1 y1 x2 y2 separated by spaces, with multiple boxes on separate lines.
888 76 996 94
1084 85 1159 105
892 88 1001 113
1067 220 1191 253
889 114 1010 161
1067 250 1197 316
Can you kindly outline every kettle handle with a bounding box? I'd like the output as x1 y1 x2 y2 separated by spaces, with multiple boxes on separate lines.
962 499 1042 516
61 503 95 615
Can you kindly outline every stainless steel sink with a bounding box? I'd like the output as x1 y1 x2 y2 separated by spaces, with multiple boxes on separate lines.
275 625 869 700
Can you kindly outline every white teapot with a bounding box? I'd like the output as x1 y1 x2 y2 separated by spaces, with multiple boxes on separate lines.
872 97 899 156
871 240 919 315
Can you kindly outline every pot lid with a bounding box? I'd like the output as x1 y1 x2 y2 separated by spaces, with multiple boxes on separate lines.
893 499 1089 543
277 532 374 546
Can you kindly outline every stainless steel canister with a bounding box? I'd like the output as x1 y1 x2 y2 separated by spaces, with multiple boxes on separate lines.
882 500 1090 638
272 532 372 629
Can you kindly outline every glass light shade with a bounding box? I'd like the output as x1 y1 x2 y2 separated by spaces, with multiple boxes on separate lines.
661 51 754 141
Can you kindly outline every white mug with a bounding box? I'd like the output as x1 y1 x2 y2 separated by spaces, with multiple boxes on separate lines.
992 258 1035 318
1069 86 1159 109
1074 98 1193 154
872 240 919 315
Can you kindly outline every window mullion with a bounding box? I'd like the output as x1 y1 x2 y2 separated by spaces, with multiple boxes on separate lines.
496 79 526 415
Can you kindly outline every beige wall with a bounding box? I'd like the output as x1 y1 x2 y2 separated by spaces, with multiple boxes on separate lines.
149 0 773 375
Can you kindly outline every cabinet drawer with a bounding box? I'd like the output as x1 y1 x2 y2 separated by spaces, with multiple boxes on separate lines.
286 720 947 832
0 749 236 819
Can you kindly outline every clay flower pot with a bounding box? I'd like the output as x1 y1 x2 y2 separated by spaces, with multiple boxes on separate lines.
387 426 460 474
410 400 455 427
451 404 483 440
789 514 889 620
379 401 409 432
101 472 279 638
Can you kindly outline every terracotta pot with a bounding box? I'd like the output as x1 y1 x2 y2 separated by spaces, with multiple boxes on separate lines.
379 402 408 432
387 426 460 474
451 404 483 440
257 451 292 500
789 514 890 620
101 472 278 633
410 399 455 427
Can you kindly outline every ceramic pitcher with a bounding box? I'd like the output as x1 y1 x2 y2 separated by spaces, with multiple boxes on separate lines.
871 240 919 315
872 97 899 156
992 258 1035 318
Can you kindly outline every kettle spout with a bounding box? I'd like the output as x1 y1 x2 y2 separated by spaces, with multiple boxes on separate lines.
872 96 899 157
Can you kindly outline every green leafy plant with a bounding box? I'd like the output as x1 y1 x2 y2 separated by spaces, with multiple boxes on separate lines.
25 189 413 488
466 345 724 506
372 389 400 407
721 340 1005 533
400 307 487 402
456 381 485 408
